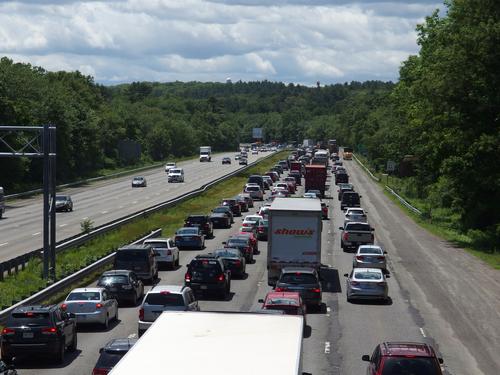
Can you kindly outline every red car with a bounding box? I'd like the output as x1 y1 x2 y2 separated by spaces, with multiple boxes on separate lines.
238 231 259 254
362 342 444 375
258 291 306 327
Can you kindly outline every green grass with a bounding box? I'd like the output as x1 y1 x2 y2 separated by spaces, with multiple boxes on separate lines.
0 152 287 307
353 154 500 270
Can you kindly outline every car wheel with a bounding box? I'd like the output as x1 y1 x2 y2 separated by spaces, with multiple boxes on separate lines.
1 353 13 364
56 341 65 364
103 314 109 330
68 330 77 352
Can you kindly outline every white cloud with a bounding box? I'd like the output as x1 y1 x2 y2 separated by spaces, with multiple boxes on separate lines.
0 0 442 84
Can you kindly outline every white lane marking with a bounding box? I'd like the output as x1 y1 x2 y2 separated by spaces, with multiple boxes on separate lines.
101 211 108 214
82 217 88 220
324 341 331 354
119 206 124 209
59 224 67 227
326 306 331 317
0 242 8 247
419 328 426 338
32 232 41 236
132 201 138 204
127 333 138 339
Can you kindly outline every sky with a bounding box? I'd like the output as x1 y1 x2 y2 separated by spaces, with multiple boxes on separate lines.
0 0 444 85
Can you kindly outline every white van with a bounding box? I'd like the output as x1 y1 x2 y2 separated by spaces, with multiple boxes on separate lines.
167 168 184 183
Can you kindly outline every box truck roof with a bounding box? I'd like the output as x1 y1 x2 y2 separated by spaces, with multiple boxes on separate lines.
270 197 321 212
109 311 303 375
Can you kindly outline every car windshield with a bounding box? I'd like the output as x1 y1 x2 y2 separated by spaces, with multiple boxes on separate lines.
245 216 260 223
67 291 101 301
133 177 143 181
145 293 184 306
170 169 181 174
266 298 298 306
213 207 228 213
381 357 441 375
95 352 126 369
178 228 199 235
359 248 382 255
8 312 51 326
346 223 371 231
354 271 382 280
55 196 68 201
280 273 317 284
227 239 248 247
98 275 128 285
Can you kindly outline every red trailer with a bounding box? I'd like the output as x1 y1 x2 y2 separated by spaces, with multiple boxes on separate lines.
290 161 303 176
305 165 327 198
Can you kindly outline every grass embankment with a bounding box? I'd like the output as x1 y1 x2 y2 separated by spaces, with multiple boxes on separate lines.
353 154 499 269
0 152 286 308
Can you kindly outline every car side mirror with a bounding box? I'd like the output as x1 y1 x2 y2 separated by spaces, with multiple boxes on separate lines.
438 358 444 364
362 355 370 362
343 273 349 277
258 299 264 303
359 195 362 198
384 251 387 254
222 241 227 245
99 348 104 354
339 227 343 230
385 275 391 278
371 228 375 231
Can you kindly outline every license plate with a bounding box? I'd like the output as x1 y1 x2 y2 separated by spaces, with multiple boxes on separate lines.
23 332 34 338
200 285 208 290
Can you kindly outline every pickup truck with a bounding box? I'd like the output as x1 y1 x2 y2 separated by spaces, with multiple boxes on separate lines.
339 222 374 252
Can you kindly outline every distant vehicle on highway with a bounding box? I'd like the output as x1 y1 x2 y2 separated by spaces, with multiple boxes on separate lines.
337 183 354 200
174 227 205 250
167 168 184 183
93 338 137 375
184 215 213 237
211 205 234 224
257 218 269 241
339 222 374 252
225 235 254 263
184 254 231 299
62 287 118 329
258 291 306 327
138 285 199 337
213 248 246 278
221 198 241 216
275 267 322 309
362 341 444 375
353 245 387 271
344 268 389 302
222 157 231 164
131 176 147 187
244 184 264 200
234 153 240 160
97 270 144 306
1 305 77 364
239 157 248 165
114 244 159 283
164 162 176 173
55 195 73 212
340 191 362 211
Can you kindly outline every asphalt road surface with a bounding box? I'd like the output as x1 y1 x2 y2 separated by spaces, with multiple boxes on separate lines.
5 158 500 375
0 152 268 263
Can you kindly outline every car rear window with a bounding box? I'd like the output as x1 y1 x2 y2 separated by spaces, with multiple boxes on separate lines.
178 228 199 235
214 250 239 257
346 223 371 231
359 248 382 255
98 275 129 285
381 357 441 375
190 259 221 271
266 298 298 306
8 312 51 326
213 207 229 213
246 186 260 192
187 217 206 223
145 293 184 306
144 241 168 249
280 273 318 284
227 239 248 247
67 291 101 301
354 271 382 280
116 250 148 262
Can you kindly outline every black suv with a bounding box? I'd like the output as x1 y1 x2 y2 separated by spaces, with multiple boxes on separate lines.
97 270 144 306
92 338 137 375
184 215 214 237
221 198 241 216
184 255 231 299
1 305 77 364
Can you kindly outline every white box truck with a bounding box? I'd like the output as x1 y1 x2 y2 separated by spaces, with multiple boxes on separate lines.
109 311 305 375
267 198 322 285
199 146 212 162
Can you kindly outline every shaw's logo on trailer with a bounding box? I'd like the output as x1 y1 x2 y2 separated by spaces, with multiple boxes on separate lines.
274 228 314 236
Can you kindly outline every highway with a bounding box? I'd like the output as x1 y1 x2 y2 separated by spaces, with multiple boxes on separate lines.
0 152 266 263
5 156 500 375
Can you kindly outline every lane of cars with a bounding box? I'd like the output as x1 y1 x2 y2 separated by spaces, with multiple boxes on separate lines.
0 146 449 375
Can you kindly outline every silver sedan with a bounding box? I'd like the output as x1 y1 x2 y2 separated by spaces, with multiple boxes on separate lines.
62 287 118 329
352 245 387 271
344 268 389 302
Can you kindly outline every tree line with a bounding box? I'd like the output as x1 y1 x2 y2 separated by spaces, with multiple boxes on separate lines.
0 0 497 245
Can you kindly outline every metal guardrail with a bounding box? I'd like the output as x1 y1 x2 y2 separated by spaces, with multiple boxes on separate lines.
0 229 162 325
0 152 278 321
352 153 421 215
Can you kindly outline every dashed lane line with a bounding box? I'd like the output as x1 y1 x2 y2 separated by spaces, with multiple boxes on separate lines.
419 328 426 338
324 341 331 354
32 232 40 236
0 242 8 247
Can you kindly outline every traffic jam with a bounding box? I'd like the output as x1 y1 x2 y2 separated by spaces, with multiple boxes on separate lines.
0 144 446 375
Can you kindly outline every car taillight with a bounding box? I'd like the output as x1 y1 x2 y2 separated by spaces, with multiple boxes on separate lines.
245 246 251 253
343 232 349 241
376 256 385 260
139 308 144 321
204 223 210 228
217 274 225 282
185 272 191 282
61 303 67 310
242 223 250 227
41 327 58 335
258 227 264 232
1 327 15 335
92 368 109 375
356 256 364 261
96 303 103 309
275 287 285 292
175 236 181 242
234 260 241 266
166 250 172 255
312 288 321 293
350 281 360 286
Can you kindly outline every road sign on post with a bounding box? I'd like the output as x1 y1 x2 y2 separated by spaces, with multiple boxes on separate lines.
252 128 263 139
386 160 396 172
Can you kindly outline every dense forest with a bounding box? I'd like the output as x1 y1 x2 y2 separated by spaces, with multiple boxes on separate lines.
0 0 498 244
